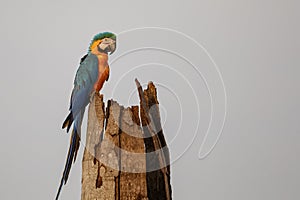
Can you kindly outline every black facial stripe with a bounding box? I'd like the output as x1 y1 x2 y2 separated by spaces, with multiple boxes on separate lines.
97 45 108 54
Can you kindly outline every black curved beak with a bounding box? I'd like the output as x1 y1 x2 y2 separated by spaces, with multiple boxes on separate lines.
109 39 116 55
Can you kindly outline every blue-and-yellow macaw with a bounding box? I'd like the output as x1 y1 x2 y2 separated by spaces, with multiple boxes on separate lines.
55 32 116 200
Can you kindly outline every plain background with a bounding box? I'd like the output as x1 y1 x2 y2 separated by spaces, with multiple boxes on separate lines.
0 0 299 199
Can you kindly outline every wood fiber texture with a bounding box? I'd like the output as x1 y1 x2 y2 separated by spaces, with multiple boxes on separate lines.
81 80 171 200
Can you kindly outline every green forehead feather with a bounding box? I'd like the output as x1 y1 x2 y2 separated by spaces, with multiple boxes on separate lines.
92 32 116 41
88 32 116 52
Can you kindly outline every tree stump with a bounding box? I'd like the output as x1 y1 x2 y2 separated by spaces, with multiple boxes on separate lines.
81 80 172 200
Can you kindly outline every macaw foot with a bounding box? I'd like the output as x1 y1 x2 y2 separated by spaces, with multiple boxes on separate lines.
89 91 96 103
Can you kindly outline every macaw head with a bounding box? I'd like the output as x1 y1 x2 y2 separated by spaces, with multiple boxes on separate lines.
89 32 116 55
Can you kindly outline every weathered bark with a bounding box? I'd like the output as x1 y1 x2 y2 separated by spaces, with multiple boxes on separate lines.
81 80 171 200
81 94 119 200
135 80 171 200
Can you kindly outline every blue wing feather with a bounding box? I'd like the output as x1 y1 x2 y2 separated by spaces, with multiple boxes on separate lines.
70 53 99 115
56 53 99 200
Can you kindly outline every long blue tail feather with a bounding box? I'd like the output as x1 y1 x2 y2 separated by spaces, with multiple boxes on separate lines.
55 110 84 200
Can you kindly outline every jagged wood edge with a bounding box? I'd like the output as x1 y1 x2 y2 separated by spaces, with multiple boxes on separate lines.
135 78 171 200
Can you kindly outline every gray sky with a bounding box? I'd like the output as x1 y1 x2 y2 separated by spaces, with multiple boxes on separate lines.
0 0 299 199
